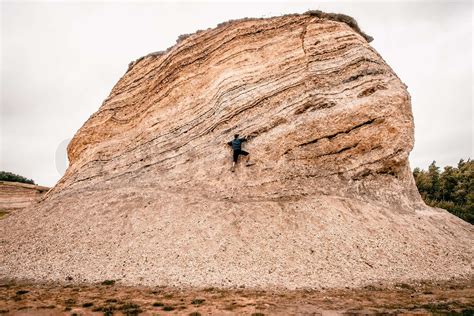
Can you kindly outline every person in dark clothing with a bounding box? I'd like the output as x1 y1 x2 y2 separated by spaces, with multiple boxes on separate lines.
227 134 253 172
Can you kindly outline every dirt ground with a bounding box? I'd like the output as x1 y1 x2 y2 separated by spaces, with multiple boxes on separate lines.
0 278 473 315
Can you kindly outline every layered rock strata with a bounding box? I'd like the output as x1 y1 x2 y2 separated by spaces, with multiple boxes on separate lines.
0 181 49 213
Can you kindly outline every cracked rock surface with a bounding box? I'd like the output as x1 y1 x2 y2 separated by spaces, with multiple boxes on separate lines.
1 13 472 289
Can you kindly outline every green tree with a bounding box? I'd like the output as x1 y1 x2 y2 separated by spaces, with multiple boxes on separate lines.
427 161 441 200
413 159 473 224
439 166 457 201
0 171 35 185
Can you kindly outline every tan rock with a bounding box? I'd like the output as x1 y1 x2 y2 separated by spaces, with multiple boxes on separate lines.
0 12 472 289
0 181 49 213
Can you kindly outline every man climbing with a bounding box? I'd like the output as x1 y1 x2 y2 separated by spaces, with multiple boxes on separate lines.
227 134 254 172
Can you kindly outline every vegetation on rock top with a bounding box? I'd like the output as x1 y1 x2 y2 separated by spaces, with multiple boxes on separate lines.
0 171 35 185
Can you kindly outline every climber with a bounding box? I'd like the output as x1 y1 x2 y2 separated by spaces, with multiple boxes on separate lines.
227 134 254 172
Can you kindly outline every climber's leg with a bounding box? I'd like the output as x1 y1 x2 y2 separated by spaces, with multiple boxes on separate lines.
231 150 239 172
239 150 254 166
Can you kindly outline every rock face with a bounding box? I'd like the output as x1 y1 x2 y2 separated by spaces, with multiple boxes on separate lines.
0 181 49 213
1 13 472 289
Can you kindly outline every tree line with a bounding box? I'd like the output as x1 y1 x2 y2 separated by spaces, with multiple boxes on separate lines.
413 159 473 224
0 171 35 185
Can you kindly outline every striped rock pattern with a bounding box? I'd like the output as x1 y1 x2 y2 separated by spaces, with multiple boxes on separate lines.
1 13 472 289
0 181 49 212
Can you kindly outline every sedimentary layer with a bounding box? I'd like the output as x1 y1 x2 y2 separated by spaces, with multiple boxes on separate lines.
0 181 49 212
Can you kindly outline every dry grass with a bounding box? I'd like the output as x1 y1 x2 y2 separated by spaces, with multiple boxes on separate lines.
0 278 472 315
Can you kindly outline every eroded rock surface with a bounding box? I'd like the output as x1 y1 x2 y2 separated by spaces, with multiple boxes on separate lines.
0 181 49 213
1 13 472 289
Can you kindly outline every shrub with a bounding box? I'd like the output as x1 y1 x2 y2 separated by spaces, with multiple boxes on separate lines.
101 280 116 286
119 302 142 315
92 305 115 314
162 306 175 311
15 290 29 295
0 171 34 184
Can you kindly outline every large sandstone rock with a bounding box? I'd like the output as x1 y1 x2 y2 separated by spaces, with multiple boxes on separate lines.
0 181 49 213
1 12 472 289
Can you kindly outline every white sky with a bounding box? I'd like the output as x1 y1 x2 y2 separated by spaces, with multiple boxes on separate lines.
1 0 473 187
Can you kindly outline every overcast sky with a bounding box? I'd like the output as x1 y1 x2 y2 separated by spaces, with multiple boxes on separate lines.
1 0 473 187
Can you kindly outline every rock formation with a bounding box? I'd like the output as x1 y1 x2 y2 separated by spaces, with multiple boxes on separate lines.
1 12 472 289
0 181 49 214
